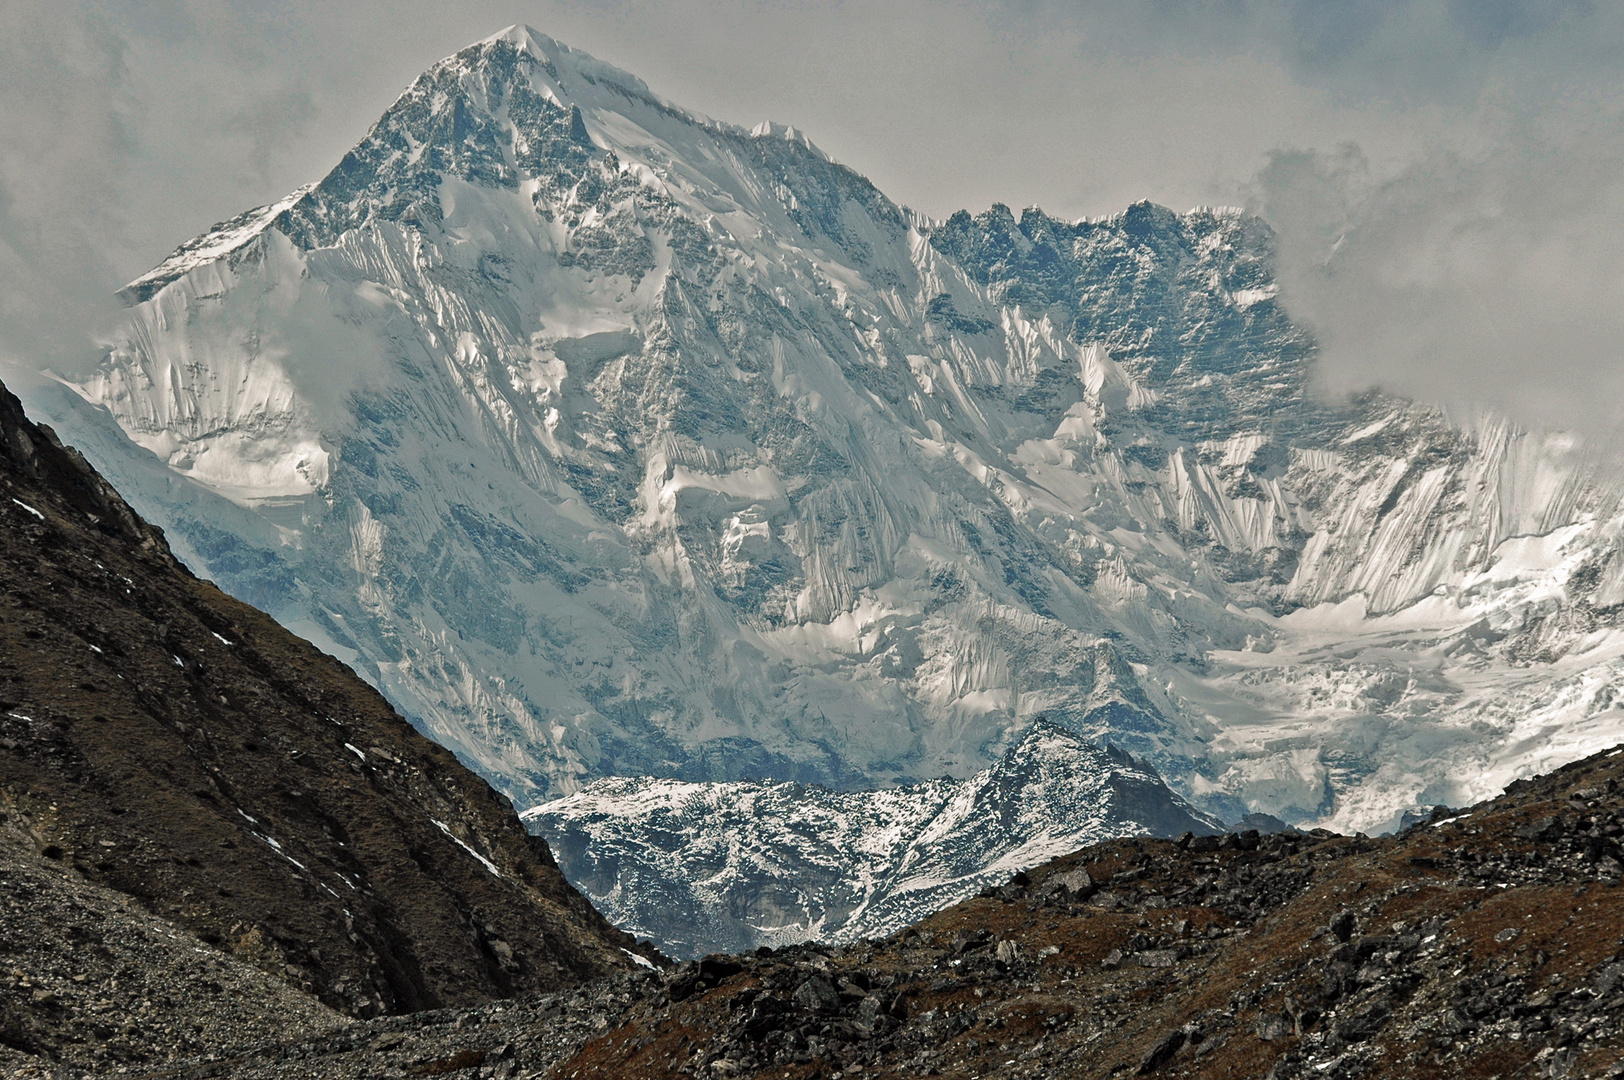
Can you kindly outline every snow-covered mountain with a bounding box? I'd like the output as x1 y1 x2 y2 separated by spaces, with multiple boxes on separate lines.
523 721 1218 957
21 24 1624 873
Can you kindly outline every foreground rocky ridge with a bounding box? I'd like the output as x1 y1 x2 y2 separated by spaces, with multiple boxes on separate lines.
0 379 652 1071
87 737 1624 1079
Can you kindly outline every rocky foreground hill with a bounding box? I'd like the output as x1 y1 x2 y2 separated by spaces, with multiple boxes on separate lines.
0 378 653 1075
50 735 1619 1079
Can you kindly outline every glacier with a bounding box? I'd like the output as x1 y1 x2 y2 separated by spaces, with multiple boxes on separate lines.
18 25 1624 948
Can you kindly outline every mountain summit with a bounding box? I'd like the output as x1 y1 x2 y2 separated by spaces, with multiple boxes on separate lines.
120 25 837 304
30 25 1624 866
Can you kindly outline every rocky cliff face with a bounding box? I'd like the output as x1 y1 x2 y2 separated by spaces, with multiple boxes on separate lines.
0 374 651 1049
22 24 1624 943
525 722 1219 957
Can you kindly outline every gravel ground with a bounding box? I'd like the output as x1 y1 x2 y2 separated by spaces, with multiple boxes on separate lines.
0 830 345 1076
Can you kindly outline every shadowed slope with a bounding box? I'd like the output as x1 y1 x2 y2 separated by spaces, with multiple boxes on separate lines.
0 378 653 1034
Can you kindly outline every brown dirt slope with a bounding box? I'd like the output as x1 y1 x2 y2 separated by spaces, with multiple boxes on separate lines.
0 377 653 1042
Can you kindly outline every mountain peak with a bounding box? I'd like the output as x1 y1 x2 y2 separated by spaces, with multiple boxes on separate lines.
123 23 849 302
119 26 670 301
461 24 659 105
482 23 557 53
76 7 1624 951
749 119 830 161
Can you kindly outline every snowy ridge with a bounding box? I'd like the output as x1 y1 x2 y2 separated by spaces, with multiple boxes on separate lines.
120 26 828 304
523 722 1217 957
24 23 1624 952
118 185 316 304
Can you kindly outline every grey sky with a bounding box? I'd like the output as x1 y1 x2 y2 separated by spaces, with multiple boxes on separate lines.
5 1 1624 433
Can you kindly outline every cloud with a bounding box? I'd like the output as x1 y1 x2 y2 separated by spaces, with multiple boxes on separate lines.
1250 122 1624 435
0 2 335 375
0 6 131 370
1223 3 1624 436
2 0 1622 435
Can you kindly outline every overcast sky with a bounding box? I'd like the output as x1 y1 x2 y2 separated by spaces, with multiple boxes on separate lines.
4 1 1624 434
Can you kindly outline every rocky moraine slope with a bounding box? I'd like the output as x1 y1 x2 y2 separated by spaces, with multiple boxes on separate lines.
0 380 654 1075
83 720 1624 1079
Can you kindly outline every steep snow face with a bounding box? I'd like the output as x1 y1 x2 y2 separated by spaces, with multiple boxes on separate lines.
523 722 1217 957
43 26 1624 836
